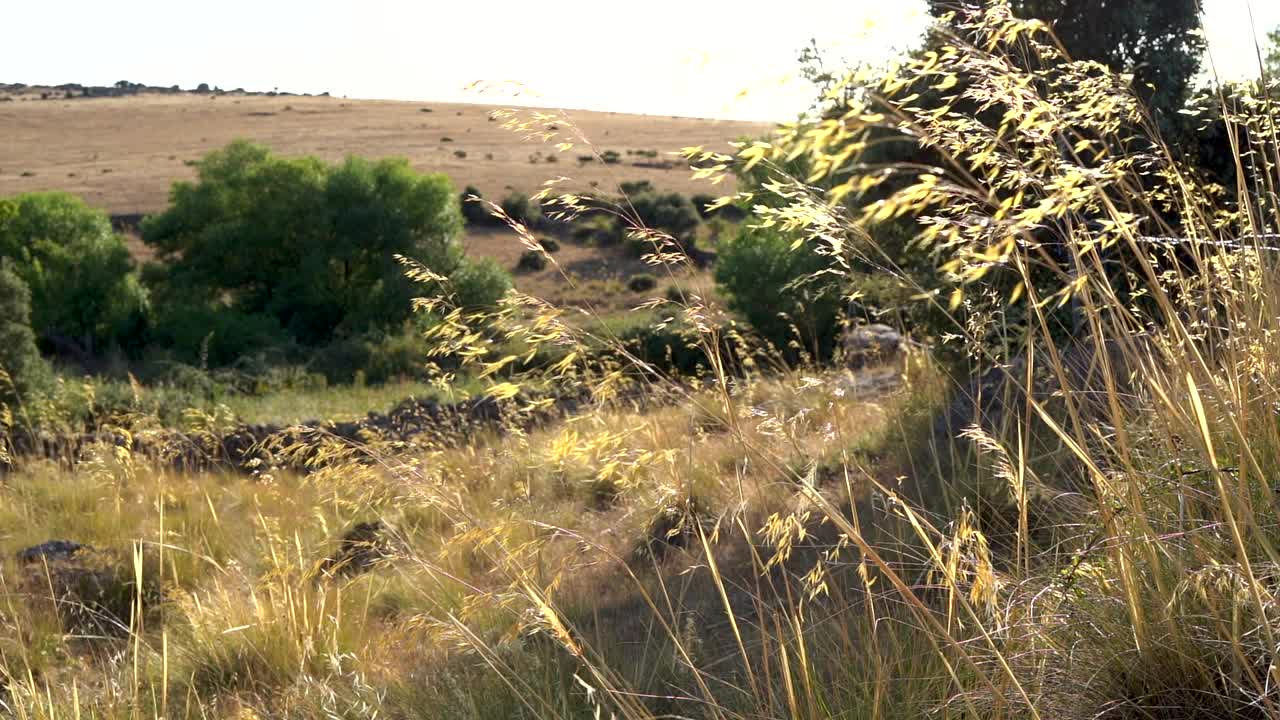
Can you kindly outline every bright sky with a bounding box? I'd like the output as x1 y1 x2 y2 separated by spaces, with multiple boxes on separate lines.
2 1 1278 121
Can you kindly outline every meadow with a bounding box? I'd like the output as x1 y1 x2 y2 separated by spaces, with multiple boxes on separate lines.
7 3 1280 718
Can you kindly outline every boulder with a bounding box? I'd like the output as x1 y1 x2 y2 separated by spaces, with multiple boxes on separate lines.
843 323 903 368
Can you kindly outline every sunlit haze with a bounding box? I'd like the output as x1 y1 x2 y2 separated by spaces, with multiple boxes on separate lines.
3 0 1280 120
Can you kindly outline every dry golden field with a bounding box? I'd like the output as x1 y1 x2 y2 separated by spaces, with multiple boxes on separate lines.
0 91 769 216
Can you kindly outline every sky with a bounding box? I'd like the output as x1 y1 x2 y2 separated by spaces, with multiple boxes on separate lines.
2 1 1279 121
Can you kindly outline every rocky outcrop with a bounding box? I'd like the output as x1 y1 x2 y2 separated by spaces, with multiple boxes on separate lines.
0 385 664 476
843 323 904 368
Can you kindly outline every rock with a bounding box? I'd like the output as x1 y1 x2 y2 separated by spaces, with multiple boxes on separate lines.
16 541 141 635
17 539 89 564
843 324 903 368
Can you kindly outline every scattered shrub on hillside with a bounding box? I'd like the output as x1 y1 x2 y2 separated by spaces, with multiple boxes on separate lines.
0 192 149 358
453 150 467 159
714 226 843 359
459 185 496 226
499 192 542 229
516 250 548 273
601 150 621 164
537 237 560 253
627 273 657 293
620 180 655 196
141 140 469 349
0 263 51 405
626 191 700 254
570 213 624 247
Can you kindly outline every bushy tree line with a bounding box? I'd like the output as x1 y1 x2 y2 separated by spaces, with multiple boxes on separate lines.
0 141 510 406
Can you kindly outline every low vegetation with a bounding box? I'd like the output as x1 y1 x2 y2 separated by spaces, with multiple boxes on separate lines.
10 4 1280 718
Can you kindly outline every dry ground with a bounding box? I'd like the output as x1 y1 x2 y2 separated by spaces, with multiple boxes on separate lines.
0 92 769 216
0 90 759 299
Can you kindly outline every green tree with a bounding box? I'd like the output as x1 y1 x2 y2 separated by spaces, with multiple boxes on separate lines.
713 227 844 358
143 141 484 348
0 263 50 405
0 192 149 357
928 0 1204 120
1266 27 1280 79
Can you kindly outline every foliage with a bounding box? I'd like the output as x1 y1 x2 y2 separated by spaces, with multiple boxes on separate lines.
0 192 149 356
626 273 657 293
148 302 292 368
515 249 548 272
499 191 542 229
448 257 512 310
142 141 466 347
1268 27 1280 78
619 180 655 196
927 0 1204 121
0 263 50 405
459 185 496 225
625 191 700 253
713 226 843 357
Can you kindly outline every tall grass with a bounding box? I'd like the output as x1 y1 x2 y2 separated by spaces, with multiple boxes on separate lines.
8 4 1280 718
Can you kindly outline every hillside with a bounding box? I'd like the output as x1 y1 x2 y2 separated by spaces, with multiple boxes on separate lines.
0 90 769 216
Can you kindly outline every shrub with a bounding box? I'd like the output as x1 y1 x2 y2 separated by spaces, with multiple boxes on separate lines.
627 191 700 253
141 141 466 348
0 192 149 357
713 227 843 359
0 263 51 405
516 250 547 273
691 192 747 220
499 192 542 229
570 214 623 247
620 180 655 196
453 150 467 159
459 186 495 226
537 237 560 253
601 150 621 165
449 257 511 309
149 303 291 369
627 273 657 293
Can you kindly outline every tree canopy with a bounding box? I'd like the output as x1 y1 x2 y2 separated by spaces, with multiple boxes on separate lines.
142 141 478 347
0 192 148 356
928 0 1204 120
0 263 50 405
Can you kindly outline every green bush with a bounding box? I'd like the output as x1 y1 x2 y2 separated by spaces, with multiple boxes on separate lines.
627 273 658 293
0 263 51 405
459 185 496 226
449 257 511 309
627 192 700 253
538 237 560 253
620 180 655 196
499 192 542 229
0 192 149 356
141 141 466 347
690 193 746 222
516 250 547 273
713 227 843 359
601 150 621 165
310 331 434 385
149 303 292 369
570 214 623 247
